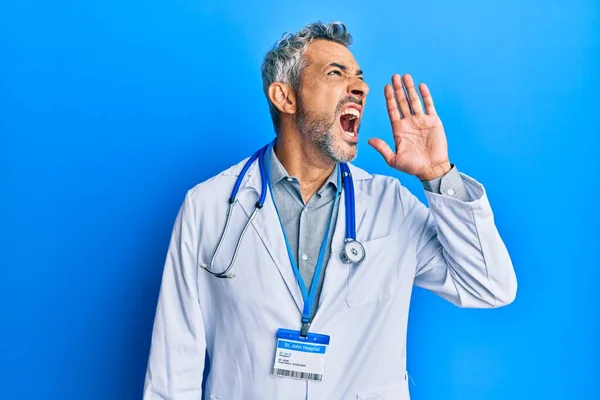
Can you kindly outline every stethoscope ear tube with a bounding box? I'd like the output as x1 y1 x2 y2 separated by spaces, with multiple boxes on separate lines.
200 144 269 279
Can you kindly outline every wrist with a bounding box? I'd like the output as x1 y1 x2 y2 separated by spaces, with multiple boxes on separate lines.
417 161 452 181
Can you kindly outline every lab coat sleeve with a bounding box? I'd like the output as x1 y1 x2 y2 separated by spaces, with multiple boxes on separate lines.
144 190 206 399
403 173 517 308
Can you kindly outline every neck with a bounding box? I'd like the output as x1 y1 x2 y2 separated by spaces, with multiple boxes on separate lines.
274 133 336 203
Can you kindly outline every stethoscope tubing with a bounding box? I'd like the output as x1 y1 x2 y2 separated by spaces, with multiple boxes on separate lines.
340 163 356 241
201 142 361 278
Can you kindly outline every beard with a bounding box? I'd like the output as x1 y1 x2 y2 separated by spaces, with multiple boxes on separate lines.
296 94 360 163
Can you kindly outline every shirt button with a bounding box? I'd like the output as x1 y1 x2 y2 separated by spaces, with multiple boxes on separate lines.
286 177 293 182
447 189 455 196
301 254 308 261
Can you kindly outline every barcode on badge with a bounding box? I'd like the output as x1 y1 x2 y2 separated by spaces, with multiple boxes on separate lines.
272 368 323 381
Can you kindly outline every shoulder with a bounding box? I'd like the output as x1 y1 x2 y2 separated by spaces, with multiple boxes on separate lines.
348 162 404 195
183 156 254 211
349 163 419 220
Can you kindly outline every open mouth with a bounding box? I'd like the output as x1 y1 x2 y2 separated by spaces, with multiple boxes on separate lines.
339 106 361 141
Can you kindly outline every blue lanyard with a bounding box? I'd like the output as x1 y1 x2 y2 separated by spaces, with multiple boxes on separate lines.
264 141 341 337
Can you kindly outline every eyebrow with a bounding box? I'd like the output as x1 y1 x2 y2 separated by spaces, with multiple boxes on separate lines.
329 62 363 76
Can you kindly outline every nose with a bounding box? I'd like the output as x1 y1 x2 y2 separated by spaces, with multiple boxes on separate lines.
349 78 369 100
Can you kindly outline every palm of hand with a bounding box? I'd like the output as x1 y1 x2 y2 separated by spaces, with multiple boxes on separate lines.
368 74 450 181
389 113 447 177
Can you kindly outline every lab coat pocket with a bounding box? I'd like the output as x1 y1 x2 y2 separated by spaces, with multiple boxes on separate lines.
356 382 409 400
346 233 402 307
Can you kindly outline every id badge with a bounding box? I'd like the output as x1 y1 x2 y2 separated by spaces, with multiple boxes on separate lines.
272 328 330 381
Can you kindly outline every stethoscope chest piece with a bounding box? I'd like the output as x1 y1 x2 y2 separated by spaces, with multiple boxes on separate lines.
341 239 366 264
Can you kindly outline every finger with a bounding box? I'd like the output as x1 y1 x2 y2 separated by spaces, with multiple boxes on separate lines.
402 74 424 115
368 138 396 166
384 84 401 123
392 74 410 118
419 83 437 116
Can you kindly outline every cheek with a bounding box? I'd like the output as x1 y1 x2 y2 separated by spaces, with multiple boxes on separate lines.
301 82 343 114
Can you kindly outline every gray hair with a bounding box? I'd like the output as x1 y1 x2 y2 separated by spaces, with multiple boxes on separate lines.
261 21 353 132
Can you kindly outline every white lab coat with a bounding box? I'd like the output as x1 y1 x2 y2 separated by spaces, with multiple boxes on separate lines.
144 157 517 400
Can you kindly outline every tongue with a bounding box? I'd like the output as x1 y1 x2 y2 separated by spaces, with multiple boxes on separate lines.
340 115 352 132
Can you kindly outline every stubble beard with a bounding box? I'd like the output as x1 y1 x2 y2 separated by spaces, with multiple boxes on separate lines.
296 95 358 164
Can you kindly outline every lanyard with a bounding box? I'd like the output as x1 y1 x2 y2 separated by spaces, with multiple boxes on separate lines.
264 142 341 337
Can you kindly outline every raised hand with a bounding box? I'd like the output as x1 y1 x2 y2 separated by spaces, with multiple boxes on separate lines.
368 74 451 181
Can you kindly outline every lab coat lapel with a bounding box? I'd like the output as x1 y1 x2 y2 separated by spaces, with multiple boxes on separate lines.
317 179 368 309
237 161 304 314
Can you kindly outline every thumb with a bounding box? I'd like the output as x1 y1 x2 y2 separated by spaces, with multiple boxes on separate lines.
368 138 395 166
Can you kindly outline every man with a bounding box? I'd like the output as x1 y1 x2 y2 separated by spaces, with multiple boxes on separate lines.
144 21 517 400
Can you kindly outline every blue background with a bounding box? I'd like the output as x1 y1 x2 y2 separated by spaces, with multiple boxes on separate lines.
1 0 598 399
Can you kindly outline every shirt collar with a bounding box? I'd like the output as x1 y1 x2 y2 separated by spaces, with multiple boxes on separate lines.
268 146 339 193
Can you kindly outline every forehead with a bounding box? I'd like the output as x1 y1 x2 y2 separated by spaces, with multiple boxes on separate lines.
304 39 360 71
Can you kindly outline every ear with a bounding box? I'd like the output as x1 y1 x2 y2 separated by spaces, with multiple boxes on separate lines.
268 82 297 115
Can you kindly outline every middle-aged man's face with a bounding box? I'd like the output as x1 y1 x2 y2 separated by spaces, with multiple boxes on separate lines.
295 39 369 163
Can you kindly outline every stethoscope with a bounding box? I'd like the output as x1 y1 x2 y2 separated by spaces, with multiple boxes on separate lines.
200 140 365 279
